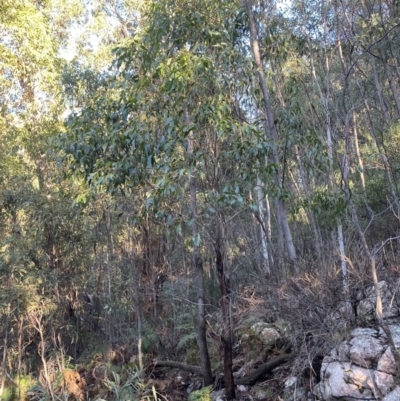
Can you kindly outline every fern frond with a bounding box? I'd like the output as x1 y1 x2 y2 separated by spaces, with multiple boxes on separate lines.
177 332 198 350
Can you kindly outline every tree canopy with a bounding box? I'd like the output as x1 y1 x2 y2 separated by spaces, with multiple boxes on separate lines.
1 0 400 399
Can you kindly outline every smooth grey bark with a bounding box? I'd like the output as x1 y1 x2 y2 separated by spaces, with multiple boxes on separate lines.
306 24 350 306
382 54 400 118
352 111 373 220
371 58 389 119
186 110 212 386
252 101 271 274
245 0 297 272
256 175 270 275
272 64 323 258
0 303 10 397
128 230 143 371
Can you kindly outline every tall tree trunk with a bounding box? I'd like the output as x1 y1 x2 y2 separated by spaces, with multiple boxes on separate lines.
360 92 400 214
186 110 212 385
371 58 389 119
256 175 270 275
344 183 400 382
215 214 235 400
272 65 323 259
128 225 143 371
245 0 297 272
352 111 373 220
0 303 10 397
382 54 400 118
252 101 271 275
307 28 351 309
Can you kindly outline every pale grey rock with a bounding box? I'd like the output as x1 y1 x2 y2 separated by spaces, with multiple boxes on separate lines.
315 281 400 400
250 322 268 332
386 307 400 319
314 362 394 401
350 335 384 367
374 371 394 396
351 328 379 337
322 354 336 364
312 382 324 400
250 322 281 346
315 360 394 400
210 389 224 401
260 327 281 345
357 299 375 317
357 281 400 319
378 347 396 375
337 342 351 362
318 361 374 399
284 376 297 388
383 386 400 401
388 324 400 348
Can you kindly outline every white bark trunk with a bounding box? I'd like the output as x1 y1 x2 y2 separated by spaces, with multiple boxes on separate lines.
256 175 270 275
245 0 297 272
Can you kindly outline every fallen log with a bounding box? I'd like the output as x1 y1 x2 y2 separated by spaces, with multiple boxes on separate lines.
234 352 298 385
150 360 204 376
150 351 297 387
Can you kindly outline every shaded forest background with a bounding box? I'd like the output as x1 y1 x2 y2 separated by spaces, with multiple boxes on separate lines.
1 0 400 399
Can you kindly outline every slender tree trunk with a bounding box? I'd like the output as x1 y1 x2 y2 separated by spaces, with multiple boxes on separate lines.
307 29 352 307
361 94 400 214
186 110 212 385
31 312 55 401
256 175 270 275
129 227 143 371
105 208 114 344
347 193 400 382
352 111 373 220
382 54 400 118
215 215 235 400
371 59 389 119
0 303 11 397
272 70 323 262
245 0 297 272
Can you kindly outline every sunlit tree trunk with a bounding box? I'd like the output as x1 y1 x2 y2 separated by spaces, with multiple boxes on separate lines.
256 175 270 275
352 111 373 220
0 303 11 397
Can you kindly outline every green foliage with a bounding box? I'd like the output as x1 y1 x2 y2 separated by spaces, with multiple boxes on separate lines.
15 375 36 401
177 332 198 351
0 375 36 401
102 367 163 401
308 187 347 226
141 325 158 354
187 385 212 401
3 0 400 399
0 387 15 401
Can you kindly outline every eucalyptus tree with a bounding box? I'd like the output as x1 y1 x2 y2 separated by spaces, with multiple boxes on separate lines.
245 0 299 274
61 0 278 397
283 0 400 353
0 0 91 393
0 0 146 392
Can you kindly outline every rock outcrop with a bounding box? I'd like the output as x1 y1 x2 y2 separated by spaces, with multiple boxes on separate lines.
314 280 400 400
313 327 397 400
249 322 281 347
